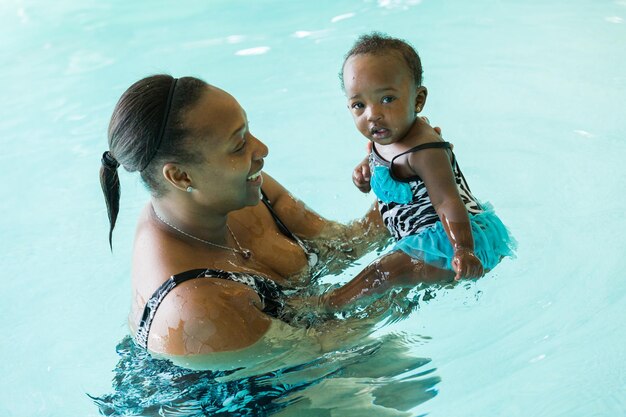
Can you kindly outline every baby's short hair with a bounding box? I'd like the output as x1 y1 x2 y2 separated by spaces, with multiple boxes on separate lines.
340 32 423 89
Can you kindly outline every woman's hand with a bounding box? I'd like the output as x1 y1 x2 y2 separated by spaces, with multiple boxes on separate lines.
420 116 442 137
451 248 484 281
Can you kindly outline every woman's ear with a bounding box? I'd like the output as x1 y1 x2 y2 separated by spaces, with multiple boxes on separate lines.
162 163 192 192
415 86 428 113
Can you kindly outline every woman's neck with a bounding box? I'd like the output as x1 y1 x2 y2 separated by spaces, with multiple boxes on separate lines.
151 197 228 244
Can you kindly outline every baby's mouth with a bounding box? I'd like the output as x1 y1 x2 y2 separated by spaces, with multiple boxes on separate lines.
370 126 390 138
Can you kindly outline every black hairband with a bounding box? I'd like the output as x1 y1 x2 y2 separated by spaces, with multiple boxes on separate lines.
102 151 120 170
141 77 178 172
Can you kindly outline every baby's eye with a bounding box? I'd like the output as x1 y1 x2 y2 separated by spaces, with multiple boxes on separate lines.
381 96 396 104
351 102 364 110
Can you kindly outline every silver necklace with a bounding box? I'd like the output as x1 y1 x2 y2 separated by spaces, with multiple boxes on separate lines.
153 207 252 259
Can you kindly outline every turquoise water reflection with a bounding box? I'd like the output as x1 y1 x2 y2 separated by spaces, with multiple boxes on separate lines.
1 0 625 416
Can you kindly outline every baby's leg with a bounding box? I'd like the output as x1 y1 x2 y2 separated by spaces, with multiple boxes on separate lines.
322 251 454 310
379 250 455 286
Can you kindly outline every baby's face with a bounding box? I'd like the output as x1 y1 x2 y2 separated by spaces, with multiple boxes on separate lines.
343 52 420 146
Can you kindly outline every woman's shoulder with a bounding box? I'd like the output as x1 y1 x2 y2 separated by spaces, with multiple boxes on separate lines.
145 277 273 354
130 205 274 354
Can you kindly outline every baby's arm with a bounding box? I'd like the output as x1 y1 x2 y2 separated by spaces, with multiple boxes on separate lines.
407 147 484 280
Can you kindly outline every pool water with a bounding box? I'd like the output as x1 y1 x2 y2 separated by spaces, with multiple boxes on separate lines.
1 0 625 416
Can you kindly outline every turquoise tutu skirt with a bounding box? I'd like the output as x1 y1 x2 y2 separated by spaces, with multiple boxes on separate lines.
394 202 517 271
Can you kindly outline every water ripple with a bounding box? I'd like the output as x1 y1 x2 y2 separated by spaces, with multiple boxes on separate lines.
65 50 114 75
378 0 423 9
235 46 271 56
330 13 355 23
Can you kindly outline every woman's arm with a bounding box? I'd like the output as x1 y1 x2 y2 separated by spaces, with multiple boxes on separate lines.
260 172 329 238
260 172 390 259
146 279 273 355
144 276 385 364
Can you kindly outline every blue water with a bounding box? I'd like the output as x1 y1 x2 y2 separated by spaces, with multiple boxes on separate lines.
2 0 626 416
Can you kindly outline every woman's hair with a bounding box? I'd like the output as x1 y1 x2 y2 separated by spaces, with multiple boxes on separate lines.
339 32 423 90
99 74 206 249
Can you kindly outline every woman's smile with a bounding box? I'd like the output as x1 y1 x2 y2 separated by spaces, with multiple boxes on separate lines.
246 171 263 186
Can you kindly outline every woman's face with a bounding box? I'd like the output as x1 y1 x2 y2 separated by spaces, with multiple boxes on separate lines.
181 86 268 212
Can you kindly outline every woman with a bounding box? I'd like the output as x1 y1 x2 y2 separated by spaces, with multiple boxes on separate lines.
100 74 455 358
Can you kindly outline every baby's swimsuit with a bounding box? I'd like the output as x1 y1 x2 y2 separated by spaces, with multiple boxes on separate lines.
369 141 516 270
134 190 318 350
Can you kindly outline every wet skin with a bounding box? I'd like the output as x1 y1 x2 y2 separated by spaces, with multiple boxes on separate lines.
130 85 389 354
343 52 484 281
343 52 426 148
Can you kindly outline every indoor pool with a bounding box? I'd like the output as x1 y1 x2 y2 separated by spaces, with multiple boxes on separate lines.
2 0 625 416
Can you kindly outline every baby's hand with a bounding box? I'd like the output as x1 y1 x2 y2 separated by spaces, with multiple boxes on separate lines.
352 157 371 193
352 142 373 193
451 248 484 281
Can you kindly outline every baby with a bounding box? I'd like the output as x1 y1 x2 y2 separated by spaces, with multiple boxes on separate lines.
341 33 516 281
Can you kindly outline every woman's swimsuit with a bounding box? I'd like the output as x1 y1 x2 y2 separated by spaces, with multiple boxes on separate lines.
134 190 318 350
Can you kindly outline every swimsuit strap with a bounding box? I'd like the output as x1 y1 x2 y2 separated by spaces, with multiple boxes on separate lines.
260 189 298 241
135 268 284 349
261 190 319 267
396 142 472 192
391 141 453 165
380 141 453 183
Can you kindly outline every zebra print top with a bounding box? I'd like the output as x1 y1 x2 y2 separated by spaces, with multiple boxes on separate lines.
369 141 483 241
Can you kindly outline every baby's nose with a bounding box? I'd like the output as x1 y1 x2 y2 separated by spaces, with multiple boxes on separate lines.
366 106 383 121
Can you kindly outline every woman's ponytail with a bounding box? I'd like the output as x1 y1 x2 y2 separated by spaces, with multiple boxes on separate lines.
100 151 121 250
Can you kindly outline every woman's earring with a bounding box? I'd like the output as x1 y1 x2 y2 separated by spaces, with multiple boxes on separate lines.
186 186 193 193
